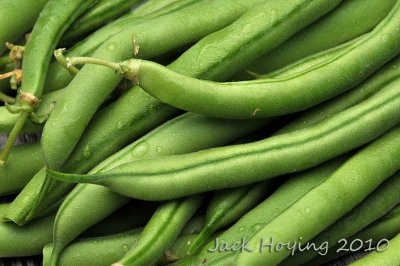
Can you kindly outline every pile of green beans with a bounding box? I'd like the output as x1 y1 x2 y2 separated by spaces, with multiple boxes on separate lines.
2 0 400 265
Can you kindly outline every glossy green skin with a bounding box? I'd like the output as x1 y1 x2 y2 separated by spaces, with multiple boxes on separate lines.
177 158 344 265
196 53 400 253
7 0 263 226
0 203 55 257
0 142 43 196
0 88 65 133
42 0 256 171
247 0 397 76
308 205 400 265
61 0 142 45
278 55 400 134
236 126 400 266
281 171 400 266
350 233 400 266
134 3 400 119
49 113 272 265
195 49 400 251
118 196 203 266
44 0 198 92
181 126 400 266
20 0 95 101
43 231 202 266
0 0 48 54
49 77 400 200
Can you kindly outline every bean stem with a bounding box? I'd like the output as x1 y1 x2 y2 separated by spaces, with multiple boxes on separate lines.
0 92 15 104
66 56 121 72
0 111 29 166
54 49 79 75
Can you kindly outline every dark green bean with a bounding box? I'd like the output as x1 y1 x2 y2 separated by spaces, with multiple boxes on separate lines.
61 0 142 45
245 0 396 77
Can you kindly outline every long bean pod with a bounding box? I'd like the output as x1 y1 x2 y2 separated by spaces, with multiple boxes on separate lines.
281 171 400 266
98 2 400 119
246 0 397 76
48 113 272 264
61 0 142 45
48 77 400 200
0 0 96 164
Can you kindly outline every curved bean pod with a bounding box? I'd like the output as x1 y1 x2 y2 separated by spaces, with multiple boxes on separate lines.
0 208 54 257
247 0 397 76
235 125 400 266
42 0 256 171
113 3 400 119
188 53 400 253
281 171 400 266
0 142 43 196
48 77 400 200
114 196 203 266
0 0 96 164
49 113 272 265
177 158 345 265
44 0 198 92
61 0 142 45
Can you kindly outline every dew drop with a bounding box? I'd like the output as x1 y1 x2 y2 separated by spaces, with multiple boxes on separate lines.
156 146 163 153
130 141 150 158
122 244 130 252
239 226 245 232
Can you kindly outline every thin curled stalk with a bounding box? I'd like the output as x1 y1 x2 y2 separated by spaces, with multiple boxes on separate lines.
0 92 15 104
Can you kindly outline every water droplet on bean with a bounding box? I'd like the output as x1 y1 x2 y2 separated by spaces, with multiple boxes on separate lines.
130 141 150 158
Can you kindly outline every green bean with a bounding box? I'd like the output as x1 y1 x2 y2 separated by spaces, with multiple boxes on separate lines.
278 56 400 134
0 206 54 257
181 125 400 266
48 75 400 200
281 171 400 266
42 0 256 171
44 0 198 93
308 205 400 265
43 230 204 266
61 0 142 45
0 142 43 196
114 196 203 266
189 183 277 255
350 233 400 266
177 157 345 265
0 0 96 165
0 0 49 55
48 113 271 265
236 126 400 266
246 0 397 77
21 0 268 225
190 54 400 254
101 2 400 119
